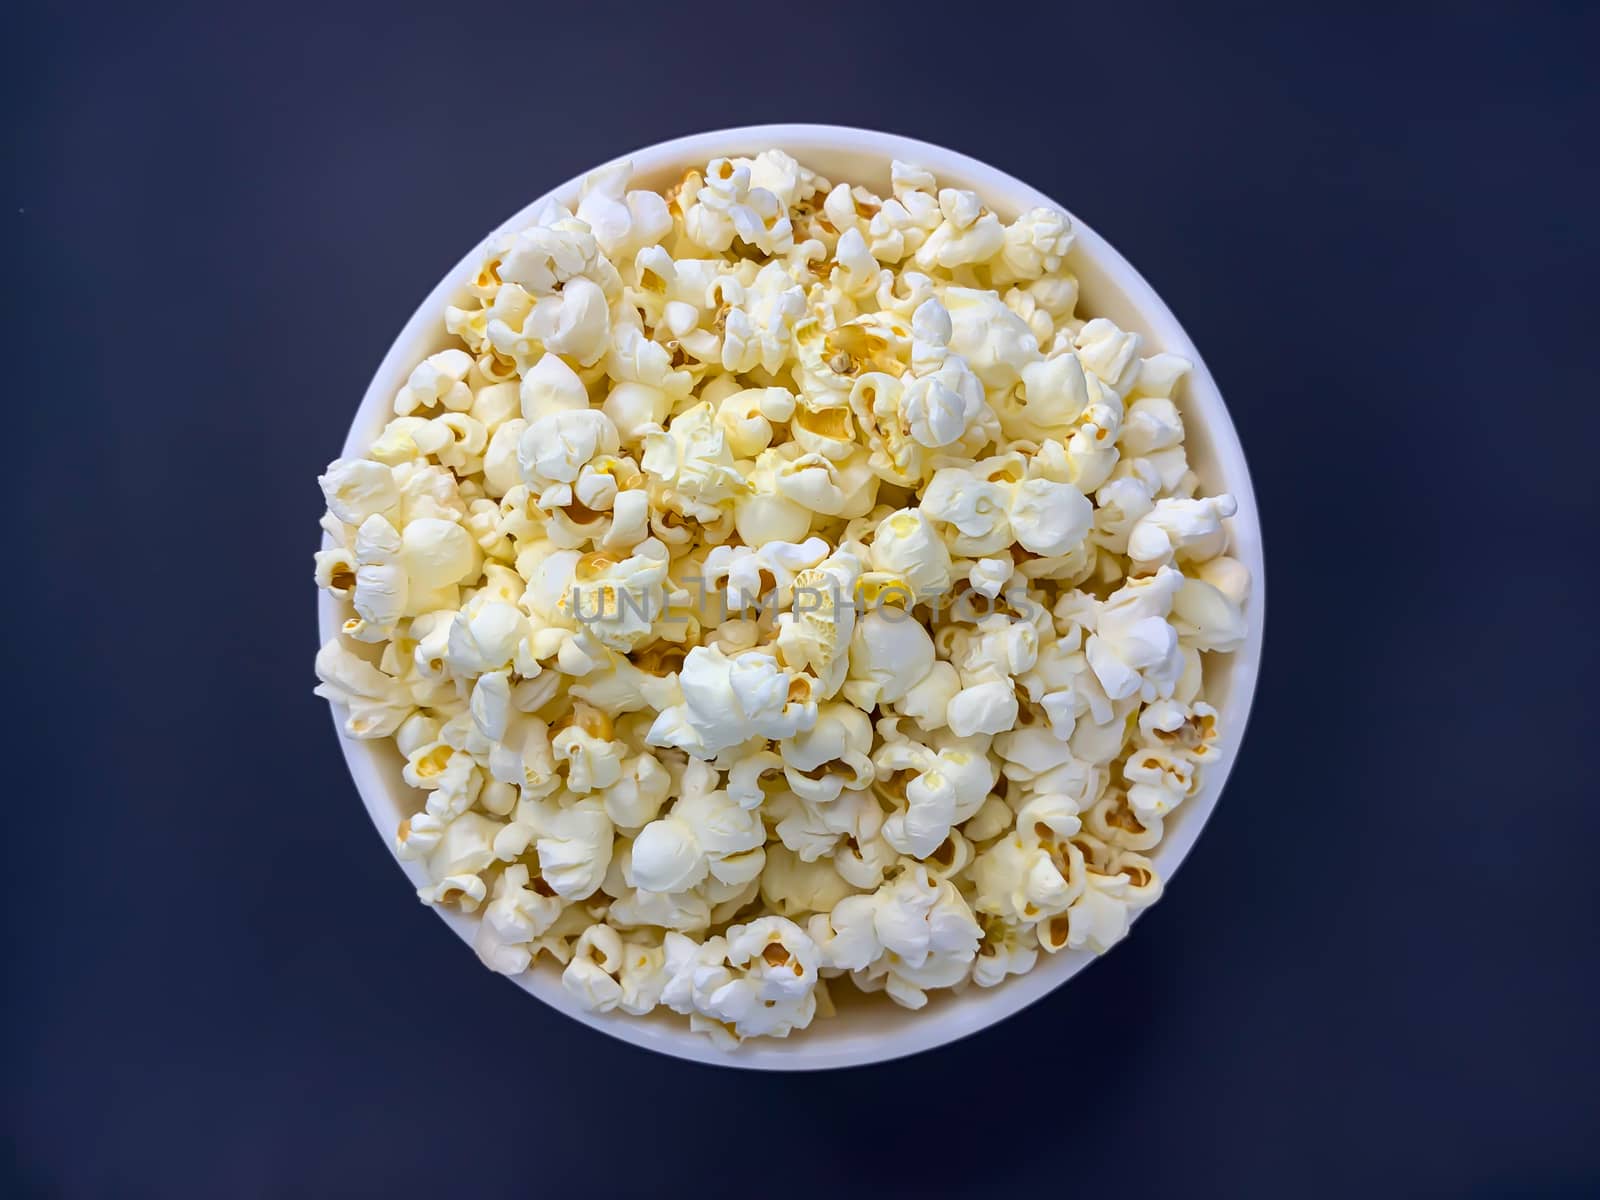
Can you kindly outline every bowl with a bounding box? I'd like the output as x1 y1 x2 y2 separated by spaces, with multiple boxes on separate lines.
317 123 1266 1070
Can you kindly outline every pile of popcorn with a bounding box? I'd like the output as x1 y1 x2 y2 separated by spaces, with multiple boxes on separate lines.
314 151 1250 1047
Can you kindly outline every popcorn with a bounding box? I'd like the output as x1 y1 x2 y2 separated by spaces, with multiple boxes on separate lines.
1008 477 1093 558
445 601 528 675
831 227 879 296
394 462 467 524
942 287 1041 389
647 645 818 758
722 262 806 374
517 409 619 499
576 159 672 262
681 161 741 252
973 919 1039 987
734 451 815 544
1025 273 1079 325
642 401 752 520
1119 395 1185 456
481 864 563 959
394 349 474 416
1123 741 1196 822
476 284 538 373
900 354 986 451
812 865 982 1009
921 467 1014 557
560 540 671 651
764 787 876 872
422 810 501 890
997 353 1090 443
405 741 483 820
706 917 820 1039
822 181 877 237
1043 852 1162 954
779 701 874 803
894 659 962 732
845 608 936 708
600 751 673 829
775 549 861 698
968 801 1082 927
314 640 414 738
863 164 942 263
759 844 858 917
313 151 1250 1048
599 489 651 553
724 745 784 809
631 763 766 893
771 444 880 519
1003 286 1054 346
418 874 486 912
614 940 671 1015
1131 352 1191 400
496 212 611 297
1195 554 1251 608
1085 567 1186 702
963 795 1014 844
512 352 579 417
347 515 408 636
1126 494 1236 569
599 381 666 446
368 417 429 466
876 733 996 859
552 709 624 795
480 417 528 499
968 557 1013 599
608 883 711 935
400 517 479 591
789 398 860 462
747 149 822 209
318 458 399 527
947 680 1019 738
1170 576 1248 653
1091 475 1156 554
561 923 627 1009
703 536 829 612
1084 787 1163 852
1074 318 1142 396
414 412 487 472
994 207 1074 284
830 825 898 892
866 507 953 600
715 386 795 457
516 797 613 901
656 916 820 1043
657 931 732 1028
913 188 1005 270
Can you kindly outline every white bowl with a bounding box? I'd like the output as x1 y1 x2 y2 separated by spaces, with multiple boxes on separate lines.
318 123 1265 1070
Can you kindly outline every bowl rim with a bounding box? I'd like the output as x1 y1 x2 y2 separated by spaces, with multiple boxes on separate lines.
317 122 1266 1070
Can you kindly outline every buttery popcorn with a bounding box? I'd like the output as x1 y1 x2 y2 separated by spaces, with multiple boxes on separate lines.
314 152 1250 1048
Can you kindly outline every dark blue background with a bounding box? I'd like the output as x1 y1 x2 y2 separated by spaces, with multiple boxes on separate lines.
11 3 1598 1196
